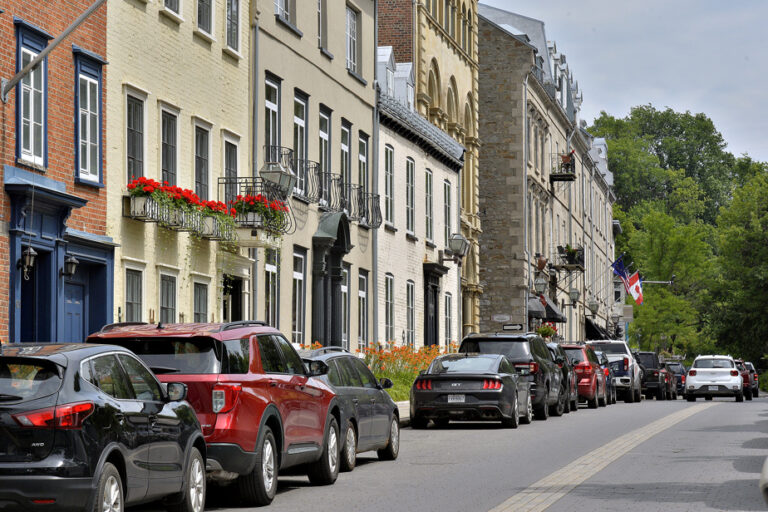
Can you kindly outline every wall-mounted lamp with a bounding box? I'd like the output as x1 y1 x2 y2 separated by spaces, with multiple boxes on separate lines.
587 298 600 316
533 275 548 294
568 287 580 304
610 312 621 325
60 255 79 277
17 246 38 281
260 147 297 198
438 233 470 266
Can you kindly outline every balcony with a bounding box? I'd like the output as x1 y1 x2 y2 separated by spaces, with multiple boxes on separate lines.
550 151 577 183
553 245 585 272
122 195 236 242
293 159 322 203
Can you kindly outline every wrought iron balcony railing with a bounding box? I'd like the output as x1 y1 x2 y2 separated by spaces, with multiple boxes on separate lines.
550 152 577 182
361 193 383 228
217 176 295 235
293 159 322 203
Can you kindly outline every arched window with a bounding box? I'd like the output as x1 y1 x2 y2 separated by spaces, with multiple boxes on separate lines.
461 4 467 49
444 0 450 29
467 9 473 55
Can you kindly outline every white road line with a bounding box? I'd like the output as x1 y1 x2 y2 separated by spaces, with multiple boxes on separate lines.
489 403 718 512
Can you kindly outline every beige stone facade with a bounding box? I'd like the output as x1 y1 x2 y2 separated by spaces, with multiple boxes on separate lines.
106 0 252 325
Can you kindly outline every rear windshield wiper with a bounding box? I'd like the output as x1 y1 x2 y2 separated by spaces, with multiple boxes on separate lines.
149 366 180 374
0 394 24 401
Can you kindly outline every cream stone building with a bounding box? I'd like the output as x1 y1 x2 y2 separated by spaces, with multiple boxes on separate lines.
477 5 617 340
107 0 253 325
252 0 378 349
376 47 464 348
379 0 481 336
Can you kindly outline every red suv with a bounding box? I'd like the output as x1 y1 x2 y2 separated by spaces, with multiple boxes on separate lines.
87 321 341 506
561 344 607 409
734 359 753 400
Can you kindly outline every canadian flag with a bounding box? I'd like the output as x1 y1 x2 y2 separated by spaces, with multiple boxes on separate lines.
628 272 644 305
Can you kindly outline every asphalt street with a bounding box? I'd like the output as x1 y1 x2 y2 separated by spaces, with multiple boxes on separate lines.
133 396 768 512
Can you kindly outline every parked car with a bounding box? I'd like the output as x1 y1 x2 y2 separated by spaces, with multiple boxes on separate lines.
734 359 753 400
594 350 617 405
587 340 642 402
664 361 687 398
410 353 532 428
561 343 607 408
300 347 400 472
87 321 341 507
685 355 744 402
547 342 578 412
459 332 563 420
0 343 205 512
636 351 669 400
745 361 759 397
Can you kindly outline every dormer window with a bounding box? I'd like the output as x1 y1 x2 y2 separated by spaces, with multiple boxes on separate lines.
386 67 394 96
407 83 414 109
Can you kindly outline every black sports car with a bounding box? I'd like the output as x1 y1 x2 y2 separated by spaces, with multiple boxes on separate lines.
410 353 532 428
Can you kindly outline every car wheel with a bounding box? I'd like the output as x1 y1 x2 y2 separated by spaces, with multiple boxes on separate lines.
634 386 642 402
307 417 340 485
410 414 428 429
754 388 759 398
377 416 400 461
625 388 635 403
550 386 566 417
520 394 534 424
94 462 123 512
687 395 696 402
534 387 549 420
166 447 205 512
598 387 607 407
502 397 519 428
340 421 356 472
588 392 599 409
570 395 579 412
746 388 753 401
237 426 278 506
563 391 571 414
736 392 744 403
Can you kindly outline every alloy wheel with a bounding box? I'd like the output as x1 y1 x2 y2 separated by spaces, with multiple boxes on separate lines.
102 475 121 512
262 436 276 494
345 427 356 466
328 424 339 473
390 419 400 456
189 456 205 512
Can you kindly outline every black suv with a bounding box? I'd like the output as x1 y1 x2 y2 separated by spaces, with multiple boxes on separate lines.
548 342 578 413
0 343 205 512
459 333 562 420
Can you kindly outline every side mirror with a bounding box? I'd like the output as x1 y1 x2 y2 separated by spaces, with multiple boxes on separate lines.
307 360 329 377
379 377 394 389
419 370 426 376
555 356 565 365
166 382 188 402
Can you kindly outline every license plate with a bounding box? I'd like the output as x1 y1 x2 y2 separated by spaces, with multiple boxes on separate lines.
708 385 719 391
447 394 465 403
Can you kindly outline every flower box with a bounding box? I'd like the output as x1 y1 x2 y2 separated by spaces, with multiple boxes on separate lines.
236 227 281 248
123 195 161 222
235 212 264 229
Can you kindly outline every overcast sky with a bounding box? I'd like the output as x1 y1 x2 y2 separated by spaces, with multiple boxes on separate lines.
481 0 768 162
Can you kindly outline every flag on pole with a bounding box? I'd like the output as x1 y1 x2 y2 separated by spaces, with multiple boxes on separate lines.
611 257 631 295
628 271 644 305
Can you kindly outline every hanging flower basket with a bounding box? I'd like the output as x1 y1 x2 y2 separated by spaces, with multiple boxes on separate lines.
125 195 161 221
236 228 282 248
235 211 264 229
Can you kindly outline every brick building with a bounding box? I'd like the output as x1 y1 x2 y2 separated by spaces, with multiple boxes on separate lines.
0 2 114 343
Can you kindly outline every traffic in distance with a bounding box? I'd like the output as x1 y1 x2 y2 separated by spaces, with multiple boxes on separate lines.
0 322 763 511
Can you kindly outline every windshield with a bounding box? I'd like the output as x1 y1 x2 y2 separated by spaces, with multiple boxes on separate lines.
564 348 585 364
105 337 222 374
693 358 734 369
460 339 531 359
588 342 628 355
666 363 684 374
428 356 498 374
0 357 62 401
637 353 658 368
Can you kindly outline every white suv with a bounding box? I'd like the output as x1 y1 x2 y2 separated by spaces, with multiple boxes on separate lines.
587 340 642 403
686 355 744 402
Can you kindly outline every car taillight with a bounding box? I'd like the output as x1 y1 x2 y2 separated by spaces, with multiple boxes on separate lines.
212 384 242 414
688 370 697 376
681 375 686 384
12 402 94 429
652 370 659 377
730 370 739 377
623 357 629 371
603 368 610 377
415 379 433 390
756 375 759 382
483 379 502 390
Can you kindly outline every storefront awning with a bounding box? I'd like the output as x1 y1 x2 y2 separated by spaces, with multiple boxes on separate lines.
527 296 546 319
530 294 566 323
586 317 611 340
542 294 567 323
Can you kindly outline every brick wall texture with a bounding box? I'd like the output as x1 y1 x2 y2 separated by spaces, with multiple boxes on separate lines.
0 1 108 342
378 0 413 63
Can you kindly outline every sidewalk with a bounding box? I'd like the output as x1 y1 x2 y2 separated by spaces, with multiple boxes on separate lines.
397 401 410 427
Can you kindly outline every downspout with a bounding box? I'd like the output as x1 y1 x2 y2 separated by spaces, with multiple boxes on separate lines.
372 0 380 346
250 16 260 320
522 70 531 331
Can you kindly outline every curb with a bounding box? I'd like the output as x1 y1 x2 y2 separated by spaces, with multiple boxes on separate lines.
397 401 410 427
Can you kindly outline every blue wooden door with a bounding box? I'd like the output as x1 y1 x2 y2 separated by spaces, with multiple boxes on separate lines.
64 283 85 342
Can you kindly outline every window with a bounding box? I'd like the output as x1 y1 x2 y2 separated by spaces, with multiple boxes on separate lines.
258 335 287 373
444 180 452 247
193 283 208 323
226 0 239 51
126 95 144 180
444 293 453 346
350 357 378 388
161 110 177 185
197 0 212 34
265 78 280 151
406 158 415 233
385 273 394 343
125 269 142 322
358 271 368 348
386 66 394 96
444 0 450 28
224 138 238 203
265 249 279 327
292 250 306 344
88 355 133 400
17 30 46 168
275 0 290 20
337 358 363 387
384 145 394 224
345 6 359 74
358 134 368 195
274 335 306 375
317 0 327 49
195 125 209 200
319 109 331 204
118 354 163 402
160 274 176 324
406 280 415 346
165 0 179 13
221 339 249 374
293 95 307 197
75 54 102 183
341 265 350 350
341 123 351 207
425 169 434 241
461 5 467 49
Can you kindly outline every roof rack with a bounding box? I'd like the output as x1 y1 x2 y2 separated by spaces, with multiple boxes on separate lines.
310 347 349 356
218 320 269 332
99 322 148 333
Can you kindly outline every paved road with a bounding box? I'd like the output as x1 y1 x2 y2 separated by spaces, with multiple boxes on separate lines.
133 396 768 512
